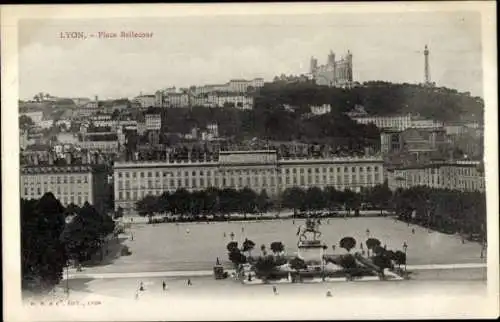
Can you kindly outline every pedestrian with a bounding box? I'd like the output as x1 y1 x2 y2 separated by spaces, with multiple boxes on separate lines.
241 226 244 233
412 228 415 234
224 232 226 238
272 285 278 295
186 228 190 234
230 232 235 240
187 279 192 286
139 281 144 291
326 290 332 297
162 281 166 291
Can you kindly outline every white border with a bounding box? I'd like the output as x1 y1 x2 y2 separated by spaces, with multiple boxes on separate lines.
2 2 498 321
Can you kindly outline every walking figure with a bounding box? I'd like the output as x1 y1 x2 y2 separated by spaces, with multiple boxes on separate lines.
187 279 192 286
224 232 226 238
162 281 166 291
241 226 244 233
272 285 278 295
326 290 332 297
412 228 415 234
360 243 364 250
230 232 235 241
139 281 144 291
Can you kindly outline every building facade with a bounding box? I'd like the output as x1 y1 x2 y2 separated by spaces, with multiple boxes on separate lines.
113 150 385 215
145 113 161 130
387 160 485 192
352 113 443 131
20 164 109 215
310 50 353 88
310 104 332 115
133 95 156 109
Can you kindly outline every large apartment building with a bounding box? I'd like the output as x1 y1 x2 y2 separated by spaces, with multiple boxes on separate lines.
387 160 485 192
351 113 444 131
20 163 109 215
113 150 385 215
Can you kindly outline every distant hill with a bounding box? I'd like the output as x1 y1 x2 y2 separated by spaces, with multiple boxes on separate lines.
254 80 484 123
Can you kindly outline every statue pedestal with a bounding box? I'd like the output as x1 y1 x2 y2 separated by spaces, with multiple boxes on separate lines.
298 240 325 264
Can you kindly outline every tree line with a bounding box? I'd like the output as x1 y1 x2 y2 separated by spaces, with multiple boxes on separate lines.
21 192 116 291
135 184 486 240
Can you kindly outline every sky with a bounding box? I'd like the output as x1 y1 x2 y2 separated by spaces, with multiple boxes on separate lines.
18 11 483 100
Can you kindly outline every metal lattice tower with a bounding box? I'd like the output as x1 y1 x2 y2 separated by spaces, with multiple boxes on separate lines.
424 45 430 85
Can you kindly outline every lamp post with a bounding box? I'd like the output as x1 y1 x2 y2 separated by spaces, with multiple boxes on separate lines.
65 264 69 296
402 241 408 271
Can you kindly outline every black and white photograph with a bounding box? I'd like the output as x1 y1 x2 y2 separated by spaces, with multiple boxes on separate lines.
2 2 498 321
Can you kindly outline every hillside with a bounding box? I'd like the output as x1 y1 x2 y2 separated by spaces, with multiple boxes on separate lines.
254 80 484 123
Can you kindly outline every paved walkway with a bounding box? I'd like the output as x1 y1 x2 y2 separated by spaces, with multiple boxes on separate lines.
65 262 486 280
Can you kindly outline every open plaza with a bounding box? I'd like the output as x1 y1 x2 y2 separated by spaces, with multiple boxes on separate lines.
71 216 486 275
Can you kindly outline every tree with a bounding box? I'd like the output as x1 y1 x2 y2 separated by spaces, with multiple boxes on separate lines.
270 241 285 255
260 244 267 256
226 241 239 253
339 237 357 253
256 189 271 214
19 115 35 130
21 194 67 290
282 187 306 214
366 238 381 256
253 255 280 282
242 238 256 257
136 195 159 222
239 188 257 218
393 250 406 269
304 187 326 211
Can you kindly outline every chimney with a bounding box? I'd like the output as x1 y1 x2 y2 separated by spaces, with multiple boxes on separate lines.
65 152 72 165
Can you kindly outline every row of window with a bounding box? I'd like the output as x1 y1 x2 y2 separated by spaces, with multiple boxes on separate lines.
116 166 382 179
22 175 89 184
24 186 91 196
116 173 382 190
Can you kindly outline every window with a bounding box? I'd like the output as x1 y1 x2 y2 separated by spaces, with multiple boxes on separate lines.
315 168 320 173
300 168 304 174
192 171 196 176
132 172 136 178
69 177 74 184
177 179 182 186
185 178 189 186
200 170 204 176
140 172 145 178
118 172 123 178
184 171 188 177
307 168 312 174
57 177 61 183
200 178 205 187
125 172 130 178
84 176 88 183
192 178 197 188
148 172 152 178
